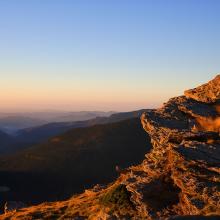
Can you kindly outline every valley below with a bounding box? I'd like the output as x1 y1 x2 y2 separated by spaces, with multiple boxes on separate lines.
0 112 151 215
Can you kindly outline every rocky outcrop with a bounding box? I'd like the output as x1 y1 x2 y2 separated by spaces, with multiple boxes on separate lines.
139 99 220 218
184 75 220 103
1 75 220 220
129 75 220 218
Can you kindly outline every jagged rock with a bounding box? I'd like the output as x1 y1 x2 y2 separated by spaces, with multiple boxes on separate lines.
140 75 220 218
184 75 220 103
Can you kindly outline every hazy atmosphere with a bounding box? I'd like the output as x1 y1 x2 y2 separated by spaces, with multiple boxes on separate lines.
1 0 219 112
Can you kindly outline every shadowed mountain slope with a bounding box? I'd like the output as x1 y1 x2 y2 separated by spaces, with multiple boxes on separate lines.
0 131 17 154
0 118 151 210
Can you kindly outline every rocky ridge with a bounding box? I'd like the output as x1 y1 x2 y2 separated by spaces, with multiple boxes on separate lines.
184 75 220 103
1 75 220 220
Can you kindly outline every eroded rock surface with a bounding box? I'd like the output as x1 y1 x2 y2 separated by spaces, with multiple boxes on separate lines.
1 76 220 220
184 75 220 103
140 98 220 218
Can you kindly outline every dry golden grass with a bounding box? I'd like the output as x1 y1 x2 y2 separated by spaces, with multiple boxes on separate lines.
0 180 137 220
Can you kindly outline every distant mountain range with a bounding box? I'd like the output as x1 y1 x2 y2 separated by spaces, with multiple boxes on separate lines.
0 109 149 154
16 109 149 143
0 116 47 134
0 111 115 133
0 117 151 207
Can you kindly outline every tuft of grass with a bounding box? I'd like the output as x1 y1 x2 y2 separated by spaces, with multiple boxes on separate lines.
100 184 133 209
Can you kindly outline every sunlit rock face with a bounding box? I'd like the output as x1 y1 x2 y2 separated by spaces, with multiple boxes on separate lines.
141 75 220 218
183 75 220 132
184 75 220 103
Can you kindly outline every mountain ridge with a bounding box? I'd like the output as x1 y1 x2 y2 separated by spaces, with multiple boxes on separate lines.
1 76 220 219
0 109 149 155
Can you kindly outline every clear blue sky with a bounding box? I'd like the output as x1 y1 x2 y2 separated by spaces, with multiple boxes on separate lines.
0 0 219 112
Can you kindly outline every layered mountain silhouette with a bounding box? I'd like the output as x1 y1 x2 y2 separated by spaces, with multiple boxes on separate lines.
0 111 114 134
0 116 47 133
0 118 151 210
0 109 148 155
16 109 148 144
2 75 219 219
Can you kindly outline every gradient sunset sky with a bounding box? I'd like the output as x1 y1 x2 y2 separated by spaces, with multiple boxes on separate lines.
0 0 220 112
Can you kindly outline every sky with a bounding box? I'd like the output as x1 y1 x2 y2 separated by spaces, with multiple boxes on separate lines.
0 0 220 112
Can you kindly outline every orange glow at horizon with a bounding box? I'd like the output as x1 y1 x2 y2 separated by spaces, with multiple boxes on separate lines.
0 77 170 112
